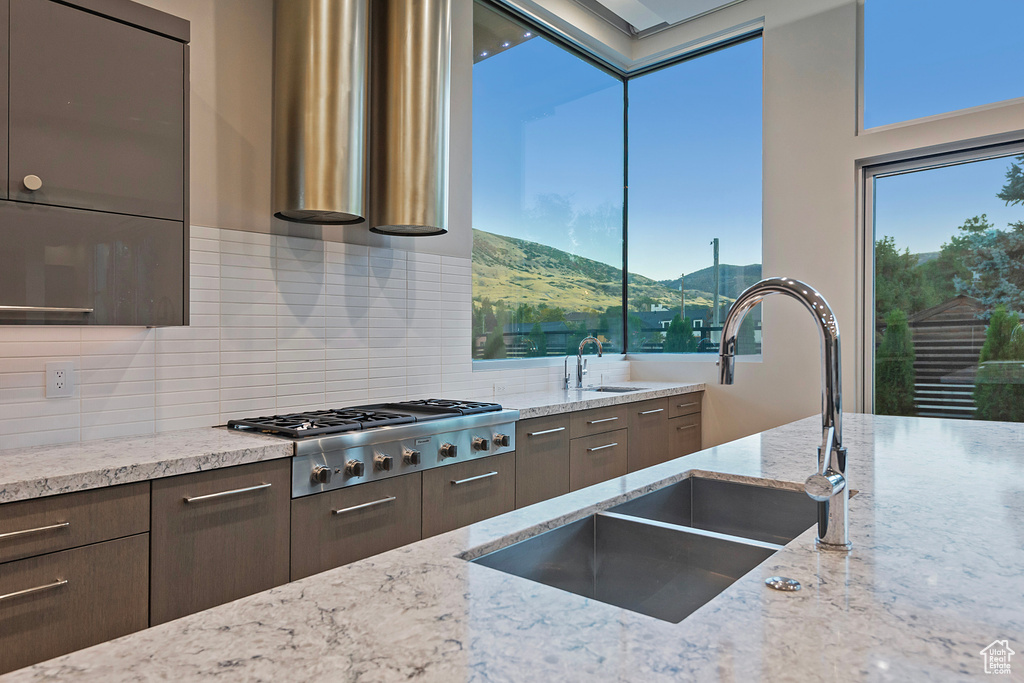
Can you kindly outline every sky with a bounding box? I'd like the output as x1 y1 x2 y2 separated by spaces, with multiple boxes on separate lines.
473 0 1023 282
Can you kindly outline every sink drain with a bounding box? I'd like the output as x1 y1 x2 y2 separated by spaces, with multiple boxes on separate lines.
764 576 801 591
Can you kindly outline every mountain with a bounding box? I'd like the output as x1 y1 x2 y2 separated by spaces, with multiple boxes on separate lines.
472 229 741 312
658 263 763 301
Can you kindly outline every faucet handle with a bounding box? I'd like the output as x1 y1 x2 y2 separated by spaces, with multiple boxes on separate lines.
804 471 845 502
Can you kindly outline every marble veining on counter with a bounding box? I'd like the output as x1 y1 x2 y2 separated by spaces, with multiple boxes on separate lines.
6 414 1023 681
485 380 705 419
0 428 292 504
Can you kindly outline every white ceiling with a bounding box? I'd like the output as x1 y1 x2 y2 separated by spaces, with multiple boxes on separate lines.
592 0 740 31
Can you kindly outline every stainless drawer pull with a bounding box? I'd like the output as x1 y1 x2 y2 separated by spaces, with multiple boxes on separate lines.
451 471 498 486
639 408 664 415
527 427 565 437
0 521 70 541
676 424 698 432
676 402 698 409
0 305 93 314
333 496 396 516
587 442 619 452
183 482 272 503
587 417 618 425
0 579 68 603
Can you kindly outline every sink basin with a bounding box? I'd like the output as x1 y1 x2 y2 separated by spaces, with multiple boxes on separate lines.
588 386 648 393
607 477 817 546
471 512 776 623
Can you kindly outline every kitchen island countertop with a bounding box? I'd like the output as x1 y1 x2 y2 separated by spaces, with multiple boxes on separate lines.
5 413 1022 681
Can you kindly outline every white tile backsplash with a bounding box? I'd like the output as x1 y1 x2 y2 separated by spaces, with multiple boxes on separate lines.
0 227 629 448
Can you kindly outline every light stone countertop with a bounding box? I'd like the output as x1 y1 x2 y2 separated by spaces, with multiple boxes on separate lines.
0 383 703 504
5 413 1023 681
480 380 705 419
0 428 294 504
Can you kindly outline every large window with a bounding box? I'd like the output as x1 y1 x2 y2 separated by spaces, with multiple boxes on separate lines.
626 38 763 355
472 3 625 360
871 150 1024 421
864 0 1024 129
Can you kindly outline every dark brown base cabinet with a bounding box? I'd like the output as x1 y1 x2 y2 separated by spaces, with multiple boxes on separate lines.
515 415 571 508
0 482 151 675
150 459 291 625
291 473 423 581
517 393 703 508
422 452 516 538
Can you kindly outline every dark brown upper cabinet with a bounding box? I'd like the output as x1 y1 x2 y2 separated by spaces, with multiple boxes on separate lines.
0 0 190 326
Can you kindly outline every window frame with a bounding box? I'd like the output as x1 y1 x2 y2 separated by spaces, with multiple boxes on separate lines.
471 0 764 364
857 135 1024 413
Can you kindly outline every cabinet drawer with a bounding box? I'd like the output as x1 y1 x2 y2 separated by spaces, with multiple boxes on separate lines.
516 415 570 509
422 452 515 538
150 459 291 625
0 534 149 675
569 429 628 491
0 482 149 565
570 404 628 439
670 413 702 458
668 392 703 419
627 398 671 473
290 473 422 581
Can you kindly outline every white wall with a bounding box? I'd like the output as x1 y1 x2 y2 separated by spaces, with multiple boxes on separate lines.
628 0 1024 447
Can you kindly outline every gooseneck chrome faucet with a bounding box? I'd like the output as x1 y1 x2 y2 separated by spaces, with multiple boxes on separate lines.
718 277 851 551
576 336 602 389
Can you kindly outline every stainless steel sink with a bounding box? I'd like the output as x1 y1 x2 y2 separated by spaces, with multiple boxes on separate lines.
607 477 818 546
471 512 776 623
588 386 648 393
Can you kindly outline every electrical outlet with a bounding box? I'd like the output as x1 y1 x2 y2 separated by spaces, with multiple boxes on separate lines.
493 382 509 396
46 361 75 398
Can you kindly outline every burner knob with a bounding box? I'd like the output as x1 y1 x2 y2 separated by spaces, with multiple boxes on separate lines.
439 443 457 459
311 465 332 485
494 433 511 447
345 460 365 477
403 448 421 465
472 437 490 452
374 453 393 471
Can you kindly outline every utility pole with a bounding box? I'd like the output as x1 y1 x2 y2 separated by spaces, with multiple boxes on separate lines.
711 238 720 328
680 272 685 321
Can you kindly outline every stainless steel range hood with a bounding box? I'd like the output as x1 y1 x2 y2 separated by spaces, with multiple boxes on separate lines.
273 0 369 225
369 0 452 236
272 0 452 236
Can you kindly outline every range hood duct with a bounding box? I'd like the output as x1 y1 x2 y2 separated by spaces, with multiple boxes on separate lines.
369 0 451 236
273 0 368 225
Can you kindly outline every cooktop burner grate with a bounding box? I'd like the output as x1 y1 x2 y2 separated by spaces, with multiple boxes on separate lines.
387 399 502 415
227 408 416 438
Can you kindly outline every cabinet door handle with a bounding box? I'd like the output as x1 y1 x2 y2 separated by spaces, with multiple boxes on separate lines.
676 424 698 432
639 408 664 415
183 482 272 503
676 401 698 409
0 521 69 541
0 579 67 603
527 427 565 437
0 305 93 314
587 442 619 452
587 417 618 425
333 496 396 516
451 471 498 486
22 174 43 191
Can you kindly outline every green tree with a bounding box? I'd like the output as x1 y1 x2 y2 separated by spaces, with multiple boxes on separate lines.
954 214 1024 313
663 315 698 353
875 309 916 416
996 155 1024 207
916 232 972 304
974 305 1024 422
527 322 547 357
875 236 936 318
483 325 506 359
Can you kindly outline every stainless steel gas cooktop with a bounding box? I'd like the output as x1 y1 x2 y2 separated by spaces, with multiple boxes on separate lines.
226 399 518 498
